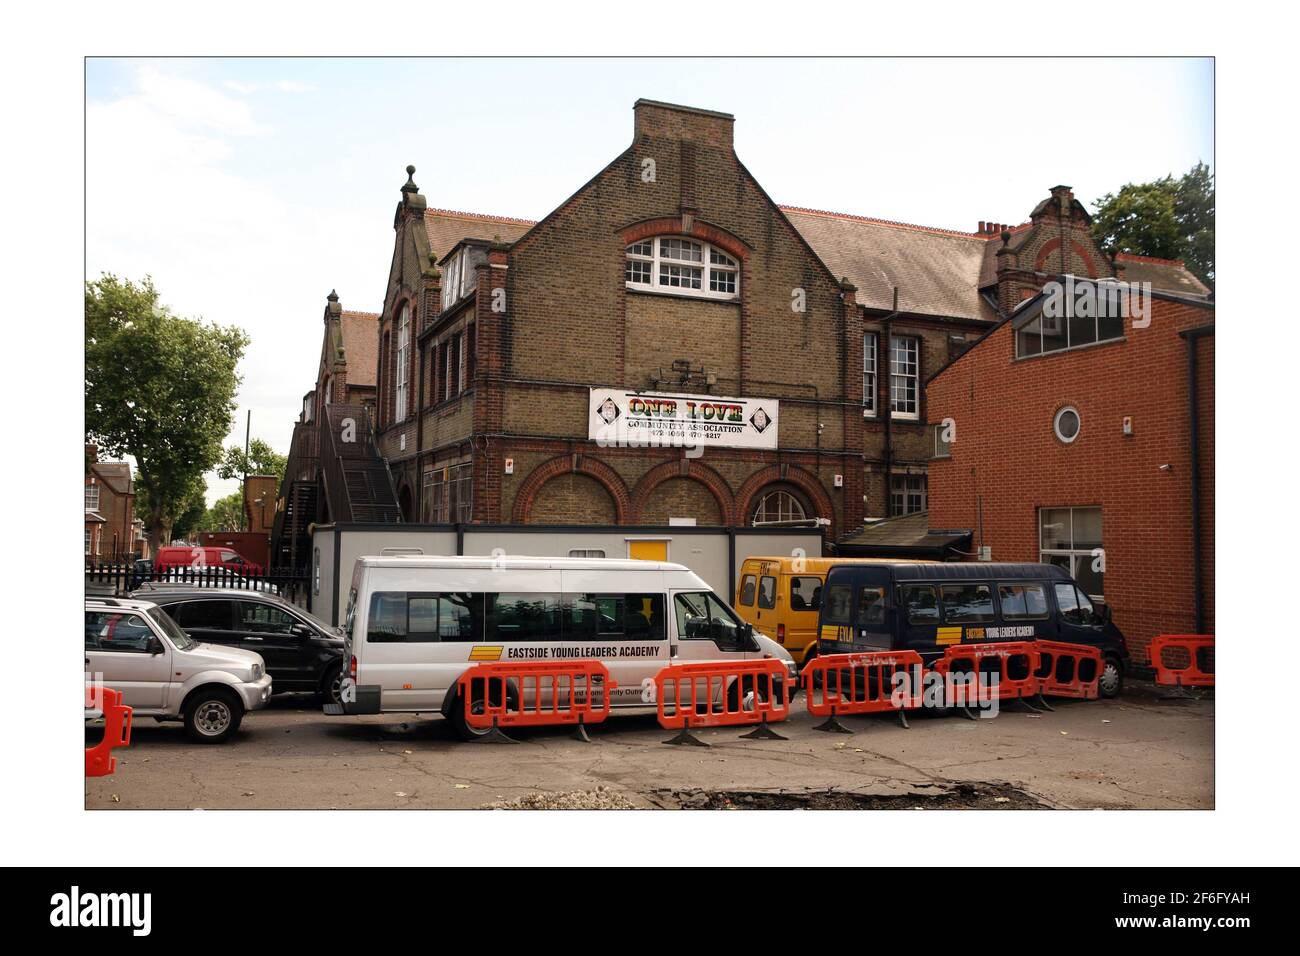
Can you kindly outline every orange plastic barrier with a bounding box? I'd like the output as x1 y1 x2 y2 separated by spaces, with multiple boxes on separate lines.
654 659 791 743
932 641 1040 705
1149 634 1215 688
1033 641 1103 699
458 660 616 734
802 651 925 726
85 686 132 778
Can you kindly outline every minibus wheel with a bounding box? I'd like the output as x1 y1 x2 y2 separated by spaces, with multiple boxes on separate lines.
450 684 515 741
1099 656 1124 699
727 676 772 713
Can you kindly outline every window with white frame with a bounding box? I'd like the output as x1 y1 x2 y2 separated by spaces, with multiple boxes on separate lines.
1039 506 1104 600
889 475 927 516
862 333 878 415
84 528 92 555
889 335 919 419
624 237 739 301
442 333 462 402
752 489 806 524
440 246 487 310
394 305 410 422
85 483 100 511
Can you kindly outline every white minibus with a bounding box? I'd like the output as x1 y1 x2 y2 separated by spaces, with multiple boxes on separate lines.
325 554 798 739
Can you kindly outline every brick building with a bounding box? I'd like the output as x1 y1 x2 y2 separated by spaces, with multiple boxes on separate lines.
85 444 139 559
304 290 378 425
926 268 1214 659
367 99 1001 544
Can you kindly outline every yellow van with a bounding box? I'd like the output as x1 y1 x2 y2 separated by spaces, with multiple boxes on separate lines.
734 556 935 666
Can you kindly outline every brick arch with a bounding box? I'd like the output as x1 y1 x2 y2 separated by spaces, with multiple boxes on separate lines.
1034 236 1102 277
617 216 751 263
735 465 836 535
630 459 736 525
511 455 631 524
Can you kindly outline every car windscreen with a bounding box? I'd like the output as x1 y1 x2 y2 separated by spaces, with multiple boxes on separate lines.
149 606 196 650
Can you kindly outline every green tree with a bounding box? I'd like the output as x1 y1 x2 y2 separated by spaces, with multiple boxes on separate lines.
1092 162 1214 289
86 275 249 551
216 437 287 484
137 473 207 543
203 491 246 533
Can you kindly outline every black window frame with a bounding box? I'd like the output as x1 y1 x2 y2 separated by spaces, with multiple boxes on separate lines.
939 583 996 625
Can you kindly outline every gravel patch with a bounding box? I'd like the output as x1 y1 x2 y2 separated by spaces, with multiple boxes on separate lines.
483 786 640 810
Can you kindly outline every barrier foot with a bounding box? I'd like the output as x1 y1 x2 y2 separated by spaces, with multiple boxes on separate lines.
1035 692 1056 712
739 715 788 741
813 707 853 734
570 717 593 743
475 718 520 744
1015 696 1043 714
960 704 979 721
663 719 709 747
897 709 911 730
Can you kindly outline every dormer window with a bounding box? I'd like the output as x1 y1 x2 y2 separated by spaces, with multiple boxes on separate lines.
625 237 740 301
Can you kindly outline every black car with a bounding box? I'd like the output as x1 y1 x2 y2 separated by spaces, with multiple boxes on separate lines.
132 588 345 704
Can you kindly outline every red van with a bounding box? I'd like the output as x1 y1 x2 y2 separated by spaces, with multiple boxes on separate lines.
154 546 262 576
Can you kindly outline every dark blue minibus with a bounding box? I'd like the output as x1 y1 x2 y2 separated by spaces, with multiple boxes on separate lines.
816 562 1130 697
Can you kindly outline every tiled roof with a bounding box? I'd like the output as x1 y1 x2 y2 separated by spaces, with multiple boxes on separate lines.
836 510 972 556
423 208 534 263
339 310 379 387
92 461 133 495
1115 253 1212 299
780 206 999 322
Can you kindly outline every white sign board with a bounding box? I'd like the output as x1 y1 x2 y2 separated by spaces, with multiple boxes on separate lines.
588 388 780 451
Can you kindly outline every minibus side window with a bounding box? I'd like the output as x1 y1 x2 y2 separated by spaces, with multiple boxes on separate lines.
1054 583 1099 626
941 584 994 624
823 584 852 624
566 594 665 641
998 584 1049 620
757 576 777 609
790 576 822 611
486 593 563 642
856 586 887 626
738 575 757 606
901 585 939 625
674 591 746 650
366 592 484 643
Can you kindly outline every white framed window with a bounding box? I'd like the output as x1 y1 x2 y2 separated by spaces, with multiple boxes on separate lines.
440 246 486 310
1039 506 1104 599
889 335 919 420
1053 406 1081 444
752 489 806 523
568 548 606 559
394 305 410 422
85 483 100 511
889 475 927 516
84 528 92 555
933 423 952 458
862 333 878 416
625 237 739 301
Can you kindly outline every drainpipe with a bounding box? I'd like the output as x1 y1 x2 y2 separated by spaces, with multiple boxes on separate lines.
1182 324 1214 633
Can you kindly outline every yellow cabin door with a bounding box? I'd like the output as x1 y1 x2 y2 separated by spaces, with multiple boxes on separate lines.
628 540 669 561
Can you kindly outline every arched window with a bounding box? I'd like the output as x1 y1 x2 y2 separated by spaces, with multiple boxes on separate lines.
394 304 411 421
625 237 739 301
752 489 806 524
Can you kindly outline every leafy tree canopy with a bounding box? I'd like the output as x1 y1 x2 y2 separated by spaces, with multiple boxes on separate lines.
216 437 287 484
86 275 249 548
1091 161 1214 288
203 491 246 534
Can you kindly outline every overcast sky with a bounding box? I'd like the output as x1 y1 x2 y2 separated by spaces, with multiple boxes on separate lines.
85 57 1214 505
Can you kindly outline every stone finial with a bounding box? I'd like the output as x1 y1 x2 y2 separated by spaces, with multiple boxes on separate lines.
327 289 338 302
401 164 418 194
1000 229 1011 246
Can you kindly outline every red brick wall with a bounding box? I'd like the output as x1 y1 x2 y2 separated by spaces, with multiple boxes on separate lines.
926 298 1214 661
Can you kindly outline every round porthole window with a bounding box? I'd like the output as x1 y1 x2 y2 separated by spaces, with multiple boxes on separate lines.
1054 406 1081 443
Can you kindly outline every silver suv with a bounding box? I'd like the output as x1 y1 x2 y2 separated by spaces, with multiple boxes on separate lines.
85 596 272 743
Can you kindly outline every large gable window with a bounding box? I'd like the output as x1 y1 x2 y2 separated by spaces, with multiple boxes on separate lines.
625 237 739 301
394 305 410 422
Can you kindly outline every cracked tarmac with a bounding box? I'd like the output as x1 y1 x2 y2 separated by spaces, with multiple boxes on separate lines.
85 681 1213 810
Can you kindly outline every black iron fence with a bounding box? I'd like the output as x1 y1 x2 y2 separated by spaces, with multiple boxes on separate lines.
85 561 310 604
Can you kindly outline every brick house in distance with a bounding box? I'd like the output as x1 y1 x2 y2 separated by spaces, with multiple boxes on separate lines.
367 99 995 547
85 444 139 559
925 191 1213 662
